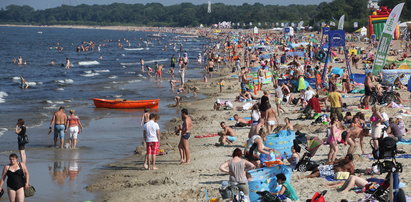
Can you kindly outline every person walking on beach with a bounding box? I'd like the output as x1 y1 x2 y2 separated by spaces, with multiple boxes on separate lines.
219 148 256 197
177 108 192 164
15 119 27 163
50 106 67 148
143 113 160 170
65 110 83 149
0 153 30 202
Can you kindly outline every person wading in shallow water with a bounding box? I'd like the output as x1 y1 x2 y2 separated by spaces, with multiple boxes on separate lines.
50 106 67 148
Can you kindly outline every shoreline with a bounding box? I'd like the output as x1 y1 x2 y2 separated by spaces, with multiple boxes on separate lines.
0 24 208 36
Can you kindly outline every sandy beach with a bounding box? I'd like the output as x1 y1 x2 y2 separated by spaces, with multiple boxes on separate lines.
86 52 411 201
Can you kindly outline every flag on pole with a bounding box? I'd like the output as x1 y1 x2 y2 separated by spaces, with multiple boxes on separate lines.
338 15 345 30
372 3 405 75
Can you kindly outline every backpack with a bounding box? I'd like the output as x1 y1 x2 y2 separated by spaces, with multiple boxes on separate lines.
308 190 327 202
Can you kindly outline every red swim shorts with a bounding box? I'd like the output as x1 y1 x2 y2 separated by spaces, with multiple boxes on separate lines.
146 142 159 155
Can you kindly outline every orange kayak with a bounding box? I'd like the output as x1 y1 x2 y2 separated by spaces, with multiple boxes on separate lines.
93 98 159 109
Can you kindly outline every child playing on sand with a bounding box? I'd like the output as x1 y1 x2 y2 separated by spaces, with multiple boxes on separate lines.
275 173 299 201
218 79 225 93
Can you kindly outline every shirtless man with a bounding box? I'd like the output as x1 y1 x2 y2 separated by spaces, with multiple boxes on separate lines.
178 108 192 164
249 118 265 138
156 64 163 80
50 106 68 148
265 104 279 133
301 154 355 179
344 126 369 155
364 72 374 109
218 122 236 145
240 67 248 92
140 108 150 126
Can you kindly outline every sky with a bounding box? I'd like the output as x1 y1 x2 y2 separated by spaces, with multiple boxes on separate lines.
0 0 333 10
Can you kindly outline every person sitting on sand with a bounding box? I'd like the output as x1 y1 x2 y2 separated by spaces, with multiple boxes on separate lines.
286 145 301 170
282 117 294 131
236 90 254 102
301 154 355 179
233 114 250 127
217 122 236 146
274 173 299 201
219 148 256 197
245 128 272 167
394 74 406 90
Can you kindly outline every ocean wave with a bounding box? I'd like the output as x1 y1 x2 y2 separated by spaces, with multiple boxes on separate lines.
125 72 135 74
80 73 100 77
114 95 122 98
108 75 118 79
145 58 168 64
124 48 144 51
0 91 8 103
94 69 110 73
120 62 137 66
0 128 8 137
128 80 141 83
78 61 100 66
12 77 20 80
55 88 64 91
55 79 74 84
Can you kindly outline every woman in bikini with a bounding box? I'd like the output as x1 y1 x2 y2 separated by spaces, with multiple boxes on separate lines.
0 153 30 202
327 117 343 164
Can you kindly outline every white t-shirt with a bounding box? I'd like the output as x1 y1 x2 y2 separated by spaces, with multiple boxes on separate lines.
304 90 316 102
144 120 159 142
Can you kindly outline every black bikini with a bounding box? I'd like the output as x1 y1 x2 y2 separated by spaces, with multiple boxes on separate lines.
6 164 25 191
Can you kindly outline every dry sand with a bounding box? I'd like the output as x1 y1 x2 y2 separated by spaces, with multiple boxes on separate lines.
75 29 411 201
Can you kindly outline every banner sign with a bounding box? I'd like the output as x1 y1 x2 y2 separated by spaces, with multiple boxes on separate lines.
372 3 405 75
328 30 346 47
338 15 345 30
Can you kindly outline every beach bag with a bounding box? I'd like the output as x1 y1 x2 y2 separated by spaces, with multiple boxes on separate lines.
18 163 35 197
309 190 327 202
23 135 29 144
0 188 4 198
24 185 36 197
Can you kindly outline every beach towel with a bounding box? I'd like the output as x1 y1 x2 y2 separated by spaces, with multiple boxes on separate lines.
228 117 251 121
325 176 344 181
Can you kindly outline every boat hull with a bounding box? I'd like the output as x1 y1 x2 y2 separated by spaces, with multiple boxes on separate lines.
93 98 159 109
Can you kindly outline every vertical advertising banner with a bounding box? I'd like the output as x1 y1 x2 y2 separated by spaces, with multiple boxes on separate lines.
372 3 404 75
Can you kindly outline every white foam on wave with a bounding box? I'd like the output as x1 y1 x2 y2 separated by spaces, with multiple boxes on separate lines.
94 69 110 73
84 70 92 74
120 62 137 66
0 91 8 103
104 86 112 89
81 73 100 77
108 75 118 79
12 77 20 80
78 61 100 66
126 72 135 74
0 128 8 137
124 48 144 51
114 95 122 98
55 79 74 84
145 59 168 64
56 88 64 91
128 80 141 83
26 82 37 86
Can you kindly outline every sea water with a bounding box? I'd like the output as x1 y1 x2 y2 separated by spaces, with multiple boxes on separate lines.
0 26 210 201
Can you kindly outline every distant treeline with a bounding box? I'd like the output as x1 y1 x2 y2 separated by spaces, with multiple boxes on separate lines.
0 0 408 31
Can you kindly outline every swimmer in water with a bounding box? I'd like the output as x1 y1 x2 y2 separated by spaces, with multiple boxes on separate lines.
20 76 29 89
65 57 72 69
